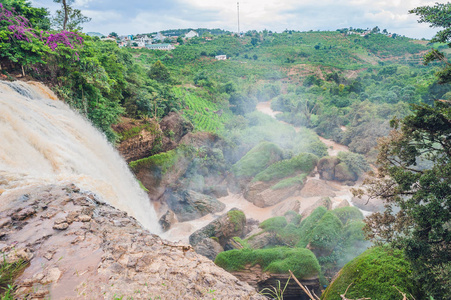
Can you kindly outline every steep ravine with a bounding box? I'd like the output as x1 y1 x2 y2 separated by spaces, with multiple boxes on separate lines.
0 80 264 299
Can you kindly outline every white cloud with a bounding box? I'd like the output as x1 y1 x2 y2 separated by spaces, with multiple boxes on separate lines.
30 0 443 38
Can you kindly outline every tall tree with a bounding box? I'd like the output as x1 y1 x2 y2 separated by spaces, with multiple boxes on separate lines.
355 4 451 299
52 0 90 31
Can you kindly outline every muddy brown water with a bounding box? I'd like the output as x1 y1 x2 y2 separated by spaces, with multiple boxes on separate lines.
163 100 370 243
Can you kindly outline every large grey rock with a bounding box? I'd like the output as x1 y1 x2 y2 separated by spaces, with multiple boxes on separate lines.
300 179 338 198
300 197 332 219
193 238 224 261
245 181 300 208
334 162 358 182
272 199 300 216
189 208 246 247
158 210 177 231
317 156 340 180
0 184 264 299
166 189 225 222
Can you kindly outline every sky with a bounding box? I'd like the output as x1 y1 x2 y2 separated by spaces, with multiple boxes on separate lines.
30 0 445 39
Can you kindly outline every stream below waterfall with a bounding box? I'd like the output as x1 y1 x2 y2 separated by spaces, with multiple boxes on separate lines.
162 100 371 243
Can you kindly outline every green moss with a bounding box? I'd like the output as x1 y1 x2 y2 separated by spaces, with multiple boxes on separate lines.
138 180 149 192
227 210 246 231
118 123 159 142
332 207 364 225
321 246 421 300
215 247 321 279
284 210 302 225
296 206 328 247
129 150 177 173
232 142 283 178
232 237 250 249
259 216 288 232
254 153 318 182
308 212 343 253
271 174 307 190
210 236 219 242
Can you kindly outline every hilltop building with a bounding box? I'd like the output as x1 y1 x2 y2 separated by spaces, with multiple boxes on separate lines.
146 44 175 51
215 55 227 60
185 30 199 39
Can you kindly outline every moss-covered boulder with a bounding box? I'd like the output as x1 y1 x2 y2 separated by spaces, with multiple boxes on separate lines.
297 206 328 247
321 246 422 300
215 247 321 280
317 156 340 180
334 162 357 182
253 153 318 182
233 142 283 179
332 207 364 225
307 212 343 257
259 216 288 232
189 208 246 247
130 148 193 199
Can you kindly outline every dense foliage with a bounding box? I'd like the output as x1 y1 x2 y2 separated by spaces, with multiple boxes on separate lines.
321 246 421 300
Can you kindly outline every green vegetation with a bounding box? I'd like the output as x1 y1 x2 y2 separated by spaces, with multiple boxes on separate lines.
321 246 421 300
259 217 288 232
308 212 343 255
227 210 246 231
271 174 306 190
253 153 318 182
0 257 28 299
129 149 178 173
296 207 328 247
215 247 320 279
332 207 364 225
232 142 283 178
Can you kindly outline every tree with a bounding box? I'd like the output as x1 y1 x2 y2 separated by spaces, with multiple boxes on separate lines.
356 102 450 299
148 60 170 82
109 32 118 38
52 0 91 31
1 0 50 30
410 3 451 84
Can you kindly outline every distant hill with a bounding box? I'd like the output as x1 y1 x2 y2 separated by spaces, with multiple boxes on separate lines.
86 32 105 37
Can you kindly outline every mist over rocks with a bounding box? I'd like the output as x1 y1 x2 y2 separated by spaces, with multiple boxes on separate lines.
0 184 264 299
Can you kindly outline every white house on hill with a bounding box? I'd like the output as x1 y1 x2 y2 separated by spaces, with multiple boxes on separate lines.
146 43 175 51
215 55 227 60
185 30 199 39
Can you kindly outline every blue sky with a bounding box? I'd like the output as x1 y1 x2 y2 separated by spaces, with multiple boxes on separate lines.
30 0 444 39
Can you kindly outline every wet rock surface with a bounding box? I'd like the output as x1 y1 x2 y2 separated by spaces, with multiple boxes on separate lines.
0 184 264 299
166 189 226 222
189 208 246 248
231 264 320 300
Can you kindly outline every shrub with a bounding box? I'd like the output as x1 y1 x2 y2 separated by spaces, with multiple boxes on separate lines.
332 207 364 225
337 151 370 176
227 210 246 231
271 174 307 190
308 212 343 254
233 141 283 178
259 216 288 232
253 153 318 182
321 246 422 300
296 206 328 247
215 247 321 279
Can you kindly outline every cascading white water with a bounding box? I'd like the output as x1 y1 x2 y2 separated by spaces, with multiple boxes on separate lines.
0 80 160 233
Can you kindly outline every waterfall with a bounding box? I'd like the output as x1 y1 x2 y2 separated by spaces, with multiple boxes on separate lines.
0 80 160 233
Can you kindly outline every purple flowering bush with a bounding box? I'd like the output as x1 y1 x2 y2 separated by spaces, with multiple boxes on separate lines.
0 3 83 68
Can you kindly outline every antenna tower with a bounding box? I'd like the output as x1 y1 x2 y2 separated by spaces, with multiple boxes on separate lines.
237 2 240 36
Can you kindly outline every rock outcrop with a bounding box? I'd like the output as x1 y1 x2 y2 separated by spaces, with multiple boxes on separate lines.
0 184 263 299
244 180 300 208
165 189 226 222
189 209 246 249
113 113 193 163
317 156 358 182
231 265 321 300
